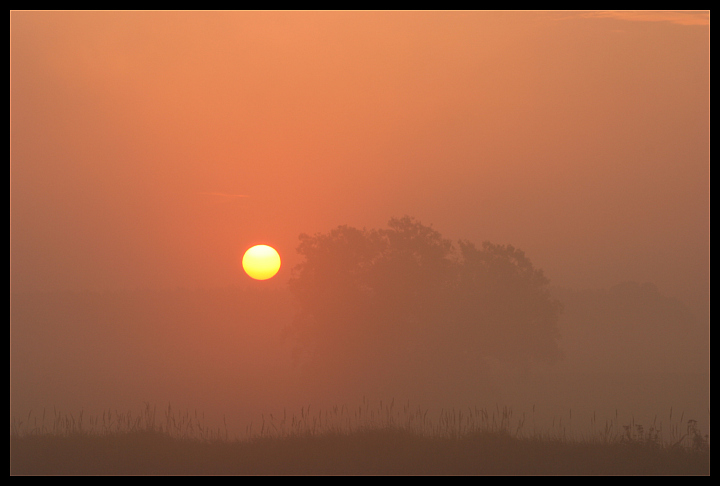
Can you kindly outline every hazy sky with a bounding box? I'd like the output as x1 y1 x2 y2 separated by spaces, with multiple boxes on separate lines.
11 11 709 310
10 12 710 444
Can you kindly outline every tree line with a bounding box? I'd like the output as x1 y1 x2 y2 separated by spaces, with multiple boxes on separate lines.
287 216 563 387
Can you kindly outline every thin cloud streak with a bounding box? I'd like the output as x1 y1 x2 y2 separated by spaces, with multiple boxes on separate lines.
198 192 251 198
577 10 709 26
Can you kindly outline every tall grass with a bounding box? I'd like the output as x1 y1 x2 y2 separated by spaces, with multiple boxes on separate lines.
11 402 229 442
10 401 709 475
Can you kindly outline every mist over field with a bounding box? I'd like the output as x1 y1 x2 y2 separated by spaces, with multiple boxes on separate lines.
11 11 708 470
11 277 709 440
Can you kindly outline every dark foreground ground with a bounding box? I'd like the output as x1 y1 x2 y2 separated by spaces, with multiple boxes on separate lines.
11 428 709 475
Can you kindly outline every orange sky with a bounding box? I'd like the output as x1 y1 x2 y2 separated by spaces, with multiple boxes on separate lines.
11 11 709 310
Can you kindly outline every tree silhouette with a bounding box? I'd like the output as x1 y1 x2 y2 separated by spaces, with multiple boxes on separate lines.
287 216 562 387
454 240 562 365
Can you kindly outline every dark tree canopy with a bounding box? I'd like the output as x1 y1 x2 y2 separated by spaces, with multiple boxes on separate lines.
288 217 562 387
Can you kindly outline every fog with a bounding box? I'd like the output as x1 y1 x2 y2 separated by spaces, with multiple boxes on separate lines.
11 11 708 441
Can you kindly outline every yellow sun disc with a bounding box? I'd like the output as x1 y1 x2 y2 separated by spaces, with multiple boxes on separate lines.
242 245 281 280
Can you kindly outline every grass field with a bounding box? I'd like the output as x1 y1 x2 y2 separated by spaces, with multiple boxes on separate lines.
10 402 709 475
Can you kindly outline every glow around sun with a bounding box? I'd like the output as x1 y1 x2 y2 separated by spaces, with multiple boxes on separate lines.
242 245 281 280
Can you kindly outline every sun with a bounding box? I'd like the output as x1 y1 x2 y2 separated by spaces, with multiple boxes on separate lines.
242 245 281 280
